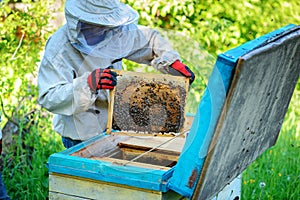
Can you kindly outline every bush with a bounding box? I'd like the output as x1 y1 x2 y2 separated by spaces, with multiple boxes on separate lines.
124 0 300 55
0 0 65 199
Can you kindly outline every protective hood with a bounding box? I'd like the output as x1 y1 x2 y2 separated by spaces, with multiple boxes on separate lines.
65 0 138 27
65 9 148 60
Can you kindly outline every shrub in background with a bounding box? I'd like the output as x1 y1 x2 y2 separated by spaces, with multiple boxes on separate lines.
0 0 64 199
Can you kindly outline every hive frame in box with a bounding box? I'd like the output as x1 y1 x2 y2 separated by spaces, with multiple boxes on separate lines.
107 70 190 136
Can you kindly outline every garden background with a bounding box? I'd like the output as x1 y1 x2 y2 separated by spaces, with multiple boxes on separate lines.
0 0 299 199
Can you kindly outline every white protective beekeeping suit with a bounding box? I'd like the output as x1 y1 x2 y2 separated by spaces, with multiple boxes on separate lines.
38 0 183 141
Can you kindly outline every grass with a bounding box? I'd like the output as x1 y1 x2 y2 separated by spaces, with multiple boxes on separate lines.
1 111 64 200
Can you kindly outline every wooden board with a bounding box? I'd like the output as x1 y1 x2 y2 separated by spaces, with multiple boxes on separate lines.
92 157 172 170
49 173 186 200
70 134 130 158
118 136 186 154
49 192 87 200
193 27 300 200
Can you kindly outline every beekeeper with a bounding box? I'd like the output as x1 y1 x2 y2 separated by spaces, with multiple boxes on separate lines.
38 0 195 148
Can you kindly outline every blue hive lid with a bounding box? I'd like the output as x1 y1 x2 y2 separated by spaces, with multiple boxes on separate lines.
168 24 300 199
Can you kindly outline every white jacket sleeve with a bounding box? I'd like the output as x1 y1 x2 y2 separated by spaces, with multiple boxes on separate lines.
38 56 97 116
125 25 181 73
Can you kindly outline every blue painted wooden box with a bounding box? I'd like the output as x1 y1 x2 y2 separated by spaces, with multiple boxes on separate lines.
48 24 300 200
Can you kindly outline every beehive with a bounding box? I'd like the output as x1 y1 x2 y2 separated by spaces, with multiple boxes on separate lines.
48 25 300 200
107 70 190 135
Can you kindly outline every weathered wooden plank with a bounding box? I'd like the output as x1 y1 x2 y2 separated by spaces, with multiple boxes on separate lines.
71 134 130 158
106 89 115 134
118 136 186 153
118 147 179 166
193 27 300 200
92 157 172 170
49 192 90 200
49 173 184 200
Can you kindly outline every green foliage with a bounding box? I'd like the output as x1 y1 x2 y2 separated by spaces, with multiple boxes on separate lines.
124 0 300 56
0 0 65 199
0 0 51 116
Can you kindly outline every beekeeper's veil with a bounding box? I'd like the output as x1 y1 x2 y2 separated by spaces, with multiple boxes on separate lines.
64 0 141 59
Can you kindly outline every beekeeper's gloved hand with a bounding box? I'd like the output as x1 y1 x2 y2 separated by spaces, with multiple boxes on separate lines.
87 68 117 92
170 60 195 85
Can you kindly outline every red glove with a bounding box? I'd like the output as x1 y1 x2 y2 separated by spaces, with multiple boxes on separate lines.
170 60 195 84
87 68 117 92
